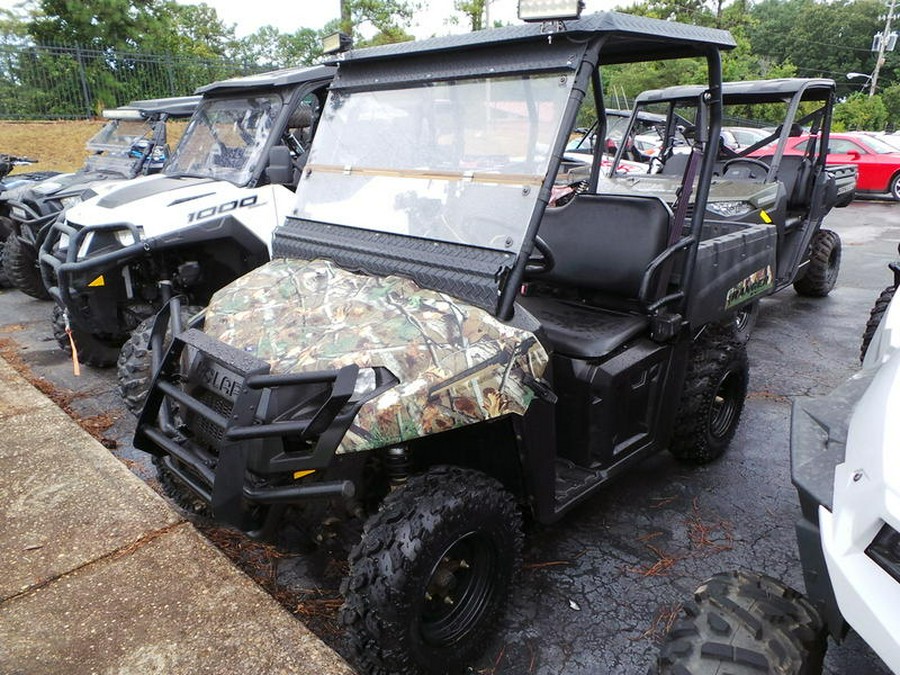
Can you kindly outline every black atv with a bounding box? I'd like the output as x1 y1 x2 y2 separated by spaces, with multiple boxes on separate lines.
599 79 855 338
0 154 59 288
133 9 776 674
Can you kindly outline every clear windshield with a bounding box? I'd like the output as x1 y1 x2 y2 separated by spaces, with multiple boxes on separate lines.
295 74 573 252
80 119 156 176
86 119 154 152
164 94 283 185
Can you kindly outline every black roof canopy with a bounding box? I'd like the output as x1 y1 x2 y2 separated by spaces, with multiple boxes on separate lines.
194 64 336 96
121 95 202 118
636 78 836 105
326 12 735 70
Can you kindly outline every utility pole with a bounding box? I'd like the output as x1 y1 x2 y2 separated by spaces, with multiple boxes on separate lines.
870 0 897 96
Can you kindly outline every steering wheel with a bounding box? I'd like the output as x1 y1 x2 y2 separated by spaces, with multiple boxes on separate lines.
722 157 770 179
525 236 555 275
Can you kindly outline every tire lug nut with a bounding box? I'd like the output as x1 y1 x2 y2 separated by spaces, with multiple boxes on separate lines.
444 596 454 606
459 560 470 569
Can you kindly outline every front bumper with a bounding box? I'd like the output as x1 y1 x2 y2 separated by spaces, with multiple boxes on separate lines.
791 371 873 638
134 327 371 532
39 218 146 336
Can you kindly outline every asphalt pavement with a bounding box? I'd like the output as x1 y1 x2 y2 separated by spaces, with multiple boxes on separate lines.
0 198 896 674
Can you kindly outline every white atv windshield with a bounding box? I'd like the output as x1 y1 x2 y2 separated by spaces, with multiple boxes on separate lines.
295 74 573 252
165 94 282 186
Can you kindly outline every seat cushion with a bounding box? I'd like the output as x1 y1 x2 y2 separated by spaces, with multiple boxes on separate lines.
518 295 649 359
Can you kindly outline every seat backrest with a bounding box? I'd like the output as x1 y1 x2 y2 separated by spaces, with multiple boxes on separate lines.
536 193 672 299
773 155 813 211
659 152 690 175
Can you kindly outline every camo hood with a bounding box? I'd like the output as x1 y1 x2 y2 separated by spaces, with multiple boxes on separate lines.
203 258 549 453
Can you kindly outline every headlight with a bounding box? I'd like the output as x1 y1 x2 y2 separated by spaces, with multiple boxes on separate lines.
60 195 82 209
114 228 139 247
706 200 754 218
867 524 900 584
33 181 62 195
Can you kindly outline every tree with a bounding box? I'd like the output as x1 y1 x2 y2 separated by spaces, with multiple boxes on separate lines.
28 0 163 49
881 83 900 130
455 0 485 31
338 0 416 40
833 91 888 130
231 26 323 68
148 1 236 59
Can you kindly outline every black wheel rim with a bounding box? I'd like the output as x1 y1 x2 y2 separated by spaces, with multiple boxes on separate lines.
709 368 741 439
735 305 754 332
419 531 497 647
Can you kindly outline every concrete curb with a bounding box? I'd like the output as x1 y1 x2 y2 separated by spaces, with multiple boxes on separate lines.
0 355 354 674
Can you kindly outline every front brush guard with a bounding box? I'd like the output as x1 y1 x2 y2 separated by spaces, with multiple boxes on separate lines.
134 327 359 530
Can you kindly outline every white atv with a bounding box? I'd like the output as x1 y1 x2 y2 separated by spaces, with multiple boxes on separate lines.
39 65 334 377
653 253 900 673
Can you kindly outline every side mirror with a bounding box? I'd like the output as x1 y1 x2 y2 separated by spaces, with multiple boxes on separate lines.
266 145 294 186
847 150 862 160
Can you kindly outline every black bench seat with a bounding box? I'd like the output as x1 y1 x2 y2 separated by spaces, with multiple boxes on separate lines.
518 295 649 360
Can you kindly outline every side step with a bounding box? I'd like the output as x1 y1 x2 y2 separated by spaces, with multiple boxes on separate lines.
554 459 605 514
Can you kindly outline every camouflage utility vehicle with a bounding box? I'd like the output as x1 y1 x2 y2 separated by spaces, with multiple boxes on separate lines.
3 95 199 299
133 9 773 673
39 66 333 369
602 79 854 336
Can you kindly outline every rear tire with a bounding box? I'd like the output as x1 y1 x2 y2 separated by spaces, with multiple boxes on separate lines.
793 229 841 297
340 466 522 675
117 306 203 416
860 285 896 363
730 300 759 343
50 304 121 368
653 571 827 674
3 232 50 299
670 325 748 464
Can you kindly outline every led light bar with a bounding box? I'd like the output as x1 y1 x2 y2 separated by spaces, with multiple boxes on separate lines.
322 32 353 55
518 0 584 22
102 108 145 120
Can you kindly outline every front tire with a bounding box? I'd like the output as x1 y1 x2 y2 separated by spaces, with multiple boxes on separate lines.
3 232 50 299
860 285 896 363
793 229 841 297
340 466 523 675
117 306 203 416
890 171 900 201
669 325 748 464
653 571 826 674
51 304 121 368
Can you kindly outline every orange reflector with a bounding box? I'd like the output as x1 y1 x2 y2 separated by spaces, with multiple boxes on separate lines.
293 469 316 480
88 275 105 287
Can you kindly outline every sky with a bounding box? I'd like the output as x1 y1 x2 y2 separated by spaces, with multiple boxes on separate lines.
0 0 624 39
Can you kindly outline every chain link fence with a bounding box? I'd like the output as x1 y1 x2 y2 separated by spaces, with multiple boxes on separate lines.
0 42 267 120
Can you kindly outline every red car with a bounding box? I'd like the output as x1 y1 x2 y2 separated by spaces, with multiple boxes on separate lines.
778 132 900 200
